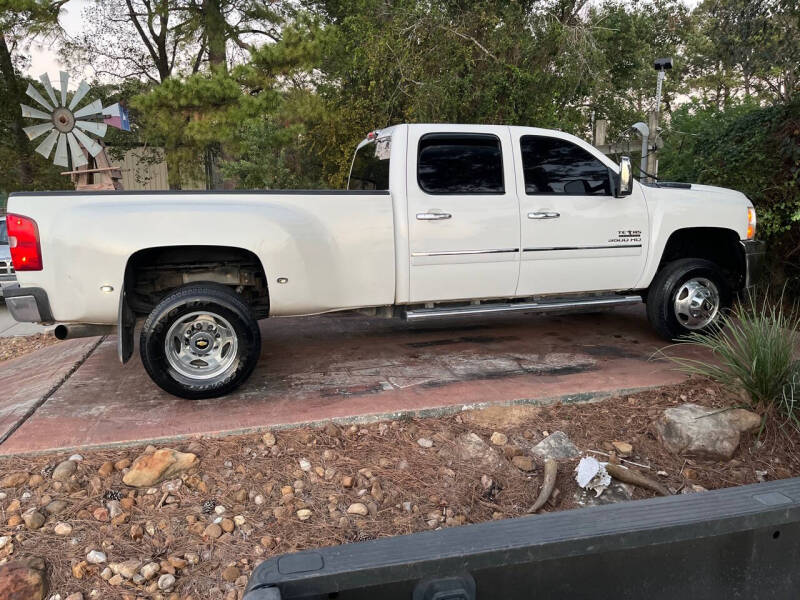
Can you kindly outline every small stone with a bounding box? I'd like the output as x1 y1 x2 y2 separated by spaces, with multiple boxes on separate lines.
100 567 113 580
612 441 633 457
140 562 160 580
129 524 144 540
8 515 22 527
233 515 245 526
108 574 123 586
531 431 581 460
158 574 176 591
52 460 77 482
222 566 240 582
98 462 114 477
203 523 223 539
214 505 226 515
490 432 508 446
167 556 187 569
114 458 131 471
254 494 265 505
511 456 535 472
86 550 107 564
72 561 87 579
296 509 312 521
220 518 235 533
0 536 10 549
185 553 199 565
92 507 109 522
0 472 29 488
45 500 68 515
27 474 45 487
262 432 276 447
54 522 73 536
68 454 83 462
23 510 45 530
299 458 312 472
347 503 369 516
341 475 354 488
417 437 434 448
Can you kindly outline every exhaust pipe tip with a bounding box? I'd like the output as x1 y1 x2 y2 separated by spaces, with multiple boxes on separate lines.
54 324 68 340
54 324 116 340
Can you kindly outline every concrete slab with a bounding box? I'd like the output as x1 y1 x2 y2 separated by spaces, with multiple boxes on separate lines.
0 302 54 337
0 305 705 455
0 336 102 445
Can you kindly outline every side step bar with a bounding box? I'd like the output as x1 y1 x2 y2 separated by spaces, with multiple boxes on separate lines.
404 295 642 322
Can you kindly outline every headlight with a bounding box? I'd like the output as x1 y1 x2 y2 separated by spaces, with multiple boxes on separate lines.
746 207 756 240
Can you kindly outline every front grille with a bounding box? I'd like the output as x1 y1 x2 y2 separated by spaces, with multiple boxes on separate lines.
0 260 14 275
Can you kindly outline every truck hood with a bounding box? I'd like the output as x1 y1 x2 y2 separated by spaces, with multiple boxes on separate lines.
643 181 752 207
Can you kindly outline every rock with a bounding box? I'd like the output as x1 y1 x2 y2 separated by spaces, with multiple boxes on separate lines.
157 574 176 591
86 551 106 564
45 500 69 515
23 510 46 530
71 561 87 579
461 404 541 429
299 458 312 472
0 557 48 600
220 518 235 533
347 503 369 516
612 441 633 457
100 567 113 580
531 431 580 460
140 562 160 580
8 514 22 527
296 509 312 521
222 566 240 582
28 474 45 488
341 476 354 488
1 472 29 488
490 432 508 446
98 462 114 477
233 515 245 526
92 507 109 522
417 437 433 448
52 460 77 482
66 592 84 600
114 458 131 471
122 448 197 487
511 456 535 472
449 433 506 472
655 404 762 460
574 482 634 507
108 574 124 586
110 560 141 580
54 522 73 536
262 432 276 446
203 523 223 539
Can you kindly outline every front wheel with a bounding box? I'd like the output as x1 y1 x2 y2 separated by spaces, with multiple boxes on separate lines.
140 283 261 399
646 258 731 341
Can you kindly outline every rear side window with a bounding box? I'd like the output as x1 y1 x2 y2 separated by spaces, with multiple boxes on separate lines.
348 137 391 190
418 134 504 194
520 135 611 196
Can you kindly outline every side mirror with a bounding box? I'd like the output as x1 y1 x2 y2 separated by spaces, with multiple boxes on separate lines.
615 156 633 197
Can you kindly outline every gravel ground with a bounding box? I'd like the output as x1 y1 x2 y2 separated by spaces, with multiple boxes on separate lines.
0 332 61 362
1 379 798 600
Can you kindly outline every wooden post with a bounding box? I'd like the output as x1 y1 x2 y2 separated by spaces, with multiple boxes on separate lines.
61 142 124 190
594 119 608 148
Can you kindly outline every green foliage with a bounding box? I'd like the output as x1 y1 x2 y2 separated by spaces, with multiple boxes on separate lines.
664 295 800 421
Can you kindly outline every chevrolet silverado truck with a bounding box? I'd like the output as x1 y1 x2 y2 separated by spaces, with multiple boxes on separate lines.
0 216 18 297
5 124 764 398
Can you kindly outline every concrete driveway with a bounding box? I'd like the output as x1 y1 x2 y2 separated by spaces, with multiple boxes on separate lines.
0 301 54 337
0 305 701 455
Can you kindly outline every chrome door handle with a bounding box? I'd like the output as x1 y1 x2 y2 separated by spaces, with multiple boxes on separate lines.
528 211 560 219
416 212 452 221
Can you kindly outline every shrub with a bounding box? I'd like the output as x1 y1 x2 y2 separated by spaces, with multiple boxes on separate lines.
665 294 799 421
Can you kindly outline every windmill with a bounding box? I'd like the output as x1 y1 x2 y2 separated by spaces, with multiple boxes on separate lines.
20 71 129 191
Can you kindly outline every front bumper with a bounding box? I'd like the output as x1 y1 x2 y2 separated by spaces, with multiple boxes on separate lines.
4 287 54 323
740 240 766 288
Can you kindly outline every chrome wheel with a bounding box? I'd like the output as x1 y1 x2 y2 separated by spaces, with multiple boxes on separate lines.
673 277 720 330
164 311 238 380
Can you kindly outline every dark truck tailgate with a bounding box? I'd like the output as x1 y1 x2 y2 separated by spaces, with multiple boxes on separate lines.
244 477 800 599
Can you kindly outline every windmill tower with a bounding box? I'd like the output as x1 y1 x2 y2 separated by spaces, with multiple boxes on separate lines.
21 71 129 191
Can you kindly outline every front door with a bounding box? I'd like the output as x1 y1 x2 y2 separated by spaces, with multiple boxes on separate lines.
512 131 649 296
407 125 521 303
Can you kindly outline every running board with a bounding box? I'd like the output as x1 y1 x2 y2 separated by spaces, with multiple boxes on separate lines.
404 295 642 322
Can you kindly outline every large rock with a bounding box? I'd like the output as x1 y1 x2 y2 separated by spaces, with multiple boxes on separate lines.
461 404 541 429
0 557 48 600
122 448 198 487
531 431 580 460
655 403 762 460
446 433 506 472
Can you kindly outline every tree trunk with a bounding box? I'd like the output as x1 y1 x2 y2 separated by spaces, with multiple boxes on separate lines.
0 35 34 188
202 0 227 72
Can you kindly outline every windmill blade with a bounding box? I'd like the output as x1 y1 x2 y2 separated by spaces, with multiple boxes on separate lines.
68 80 91 110
72 127 103 157
73 99 103 119
101 103 120 116
59 71 69 106
21 104 52 120
54 133 69 167
39 73 59 107
23 122 55 141
66 132 89 167
34 129 59 159
25 84 54 112
75 120 107 137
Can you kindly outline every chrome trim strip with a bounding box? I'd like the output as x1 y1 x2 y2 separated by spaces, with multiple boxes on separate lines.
411 248 520 257
405 295 642 321
523 244 642 252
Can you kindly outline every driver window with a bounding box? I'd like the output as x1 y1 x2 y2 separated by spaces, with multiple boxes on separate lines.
520 135 611 196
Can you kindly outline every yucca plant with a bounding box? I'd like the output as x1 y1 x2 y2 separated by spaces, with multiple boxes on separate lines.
664 293 799 420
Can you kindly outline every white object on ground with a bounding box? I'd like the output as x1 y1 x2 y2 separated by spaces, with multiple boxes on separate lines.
575 456 611 497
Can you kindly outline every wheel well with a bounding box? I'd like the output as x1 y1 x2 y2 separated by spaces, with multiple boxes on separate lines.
657 228 745 289
124 245 269 319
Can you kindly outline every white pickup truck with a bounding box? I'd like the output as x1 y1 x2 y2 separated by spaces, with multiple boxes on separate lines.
6 123 763 398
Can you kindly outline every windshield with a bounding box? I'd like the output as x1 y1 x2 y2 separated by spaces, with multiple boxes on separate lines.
0 220 7 245
348 137 391 191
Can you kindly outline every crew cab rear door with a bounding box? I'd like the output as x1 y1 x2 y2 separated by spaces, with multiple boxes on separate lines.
512 129 648 296
406 125 520 302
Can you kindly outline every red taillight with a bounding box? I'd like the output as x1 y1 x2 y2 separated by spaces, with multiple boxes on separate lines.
7 214 43 271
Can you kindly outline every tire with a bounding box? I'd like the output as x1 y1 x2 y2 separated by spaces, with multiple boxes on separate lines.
646 258 731 341
140 283 261 399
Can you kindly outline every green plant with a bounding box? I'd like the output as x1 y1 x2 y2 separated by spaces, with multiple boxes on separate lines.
664 294 799 420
